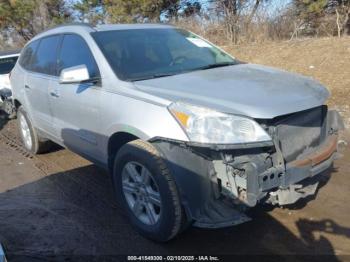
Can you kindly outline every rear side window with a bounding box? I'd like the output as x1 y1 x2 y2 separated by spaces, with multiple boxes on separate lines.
0 56 18 74
19 40 39 70
31 35 60 76
58 34 100 78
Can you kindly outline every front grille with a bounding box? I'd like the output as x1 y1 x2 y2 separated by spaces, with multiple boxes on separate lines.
268 106 327 163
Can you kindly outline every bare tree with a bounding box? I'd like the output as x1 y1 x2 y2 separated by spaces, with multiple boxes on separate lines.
247 0 261 24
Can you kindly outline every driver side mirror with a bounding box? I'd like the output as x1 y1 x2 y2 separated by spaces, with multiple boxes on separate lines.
59 65 90 84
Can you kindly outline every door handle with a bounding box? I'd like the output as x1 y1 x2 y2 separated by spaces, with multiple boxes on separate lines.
50 91 59 98
24 85 30 89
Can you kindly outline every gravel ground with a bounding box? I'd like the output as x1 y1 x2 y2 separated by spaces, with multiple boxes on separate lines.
0 117 349 261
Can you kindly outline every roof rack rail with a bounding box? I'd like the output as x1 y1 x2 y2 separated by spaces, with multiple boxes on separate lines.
38 22 95 35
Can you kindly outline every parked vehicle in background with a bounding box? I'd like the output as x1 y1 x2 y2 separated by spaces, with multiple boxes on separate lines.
0 50 20 118
10 23 344 242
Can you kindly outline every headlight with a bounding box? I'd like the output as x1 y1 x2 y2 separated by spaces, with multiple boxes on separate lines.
169 102 271 144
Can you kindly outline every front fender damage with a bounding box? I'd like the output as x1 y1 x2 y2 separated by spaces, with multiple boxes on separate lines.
152 140 252 228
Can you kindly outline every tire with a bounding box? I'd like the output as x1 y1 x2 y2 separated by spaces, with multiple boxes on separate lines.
113 139 184 242
17 106 52 154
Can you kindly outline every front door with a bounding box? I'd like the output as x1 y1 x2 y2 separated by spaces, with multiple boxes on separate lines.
49 34 103 163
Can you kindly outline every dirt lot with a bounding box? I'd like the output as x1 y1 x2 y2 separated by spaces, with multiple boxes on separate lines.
0 120 350 261
0 37 350 261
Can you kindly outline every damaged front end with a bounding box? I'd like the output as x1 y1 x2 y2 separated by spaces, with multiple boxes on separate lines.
151 106 345 228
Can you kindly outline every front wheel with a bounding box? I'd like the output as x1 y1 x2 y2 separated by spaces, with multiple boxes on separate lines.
113 139 184 242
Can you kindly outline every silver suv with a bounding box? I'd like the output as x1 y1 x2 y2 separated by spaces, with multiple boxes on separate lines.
11 23 344 242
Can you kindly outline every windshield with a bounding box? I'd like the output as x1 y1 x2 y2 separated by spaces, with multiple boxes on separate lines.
0 56 18 74
92 28 237 81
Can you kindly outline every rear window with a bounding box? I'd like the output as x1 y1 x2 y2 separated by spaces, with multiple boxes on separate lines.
19 40 40 70
0 56 18 74
31 35 61 76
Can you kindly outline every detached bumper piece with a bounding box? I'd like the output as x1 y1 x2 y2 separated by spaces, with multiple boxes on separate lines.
152 107 344 228
0 88 15 116
289 135 337 169
265 134 338 206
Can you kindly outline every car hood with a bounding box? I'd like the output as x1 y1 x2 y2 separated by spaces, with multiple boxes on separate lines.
133 64 329 119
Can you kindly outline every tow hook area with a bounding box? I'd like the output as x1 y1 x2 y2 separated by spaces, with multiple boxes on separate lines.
267 182 319 206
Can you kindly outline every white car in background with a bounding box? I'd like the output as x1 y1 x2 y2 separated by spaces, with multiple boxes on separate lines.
0 49 20 117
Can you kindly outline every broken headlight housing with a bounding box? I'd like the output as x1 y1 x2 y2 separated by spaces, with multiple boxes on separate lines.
169 102 271 144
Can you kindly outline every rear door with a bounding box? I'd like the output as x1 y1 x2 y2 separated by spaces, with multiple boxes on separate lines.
49 34 103 162
23 35 61 136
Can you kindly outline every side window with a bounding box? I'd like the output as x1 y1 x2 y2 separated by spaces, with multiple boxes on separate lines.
31 35 60 76
58 34 100 78
19 40 39 70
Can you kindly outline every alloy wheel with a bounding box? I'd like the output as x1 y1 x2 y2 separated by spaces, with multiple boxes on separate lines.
121 161 162 225
19 114 32 149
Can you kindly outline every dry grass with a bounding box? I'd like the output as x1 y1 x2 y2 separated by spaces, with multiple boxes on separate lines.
223 37 350 127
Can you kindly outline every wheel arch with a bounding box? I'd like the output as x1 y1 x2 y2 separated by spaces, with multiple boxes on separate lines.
13 99 22 110
107 131 140 172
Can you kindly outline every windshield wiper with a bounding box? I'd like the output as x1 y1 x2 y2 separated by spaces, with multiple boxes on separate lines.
193 62 238 71
130 73 178 82
128 62 238 81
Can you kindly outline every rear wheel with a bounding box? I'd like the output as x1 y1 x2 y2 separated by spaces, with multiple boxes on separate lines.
113 139 184 242
17 106 51 154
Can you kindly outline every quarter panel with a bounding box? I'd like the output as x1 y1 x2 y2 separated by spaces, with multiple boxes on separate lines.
10 64 26 105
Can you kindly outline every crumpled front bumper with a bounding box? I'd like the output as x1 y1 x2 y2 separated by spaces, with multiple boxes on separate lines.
151 109 345 229
266 134 338 206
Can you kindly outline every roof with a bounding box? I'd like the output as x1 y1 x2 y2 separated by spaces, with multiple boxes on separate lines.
38 22 95 35
31 23 96 41
0 49 21 57
30 23 176 43
42 22 173 31
95 23 175 31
